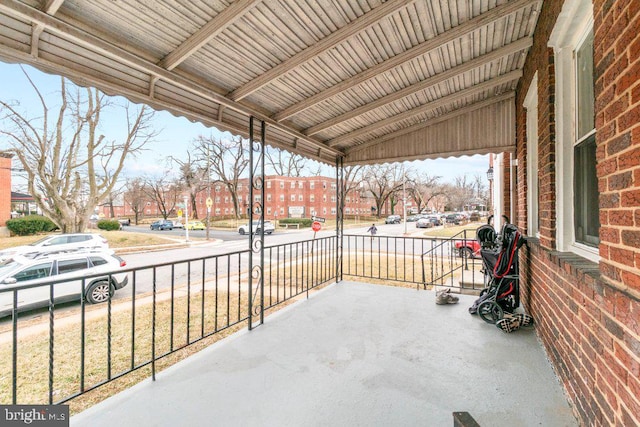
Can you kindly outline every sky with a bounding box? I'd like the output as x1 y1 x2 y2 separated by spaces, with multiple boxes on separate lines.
0 62 490 191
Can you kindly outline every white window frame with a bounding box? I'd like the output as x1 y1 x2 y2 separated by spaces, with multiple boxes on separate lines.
549 0 599 262
524 72 540 238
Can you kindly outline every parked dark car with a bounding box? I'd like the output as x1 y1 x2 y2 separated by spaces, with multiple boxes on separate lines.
150 220 174 231
445 214 461 225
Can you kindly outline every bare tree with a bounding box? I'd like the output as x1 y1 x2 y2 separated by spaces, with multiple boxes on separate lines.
169 153 207 219
0 69 157 232
143 174 180 220
444 174 476 211
193 135 248 219
362 164 405 218
265 147 307 177
407 172 443 213
123 177 148 225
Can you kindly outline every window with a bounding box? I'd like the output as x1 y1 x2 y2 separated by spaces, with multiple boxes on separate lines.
280 194 284 202
310 195 315 202
291 195 295 201
550 0 599 261
267 194 272 202
310 182 315 189
267 207 272 214
524 72 540 237
298 195 303 201
58 258 89 274
89 256 108 267
290 182 295 189
14 263 52 282
266 181 271 189
280 182 284 189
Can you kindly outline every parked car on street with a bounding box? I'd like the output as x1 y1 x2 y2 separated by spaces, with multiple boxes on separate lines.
0 233 109 262
186 221 206 230
173 221 184 229
0 251 128 317
150 220 174 231
385 215 401 224
238 221 275 235
117 218 131 226
454 239 481 258
416 217 438 228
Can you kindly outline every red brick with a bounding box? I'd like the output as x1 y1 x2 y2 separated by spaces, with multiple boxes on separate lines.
610 246 636 266
621 189 640 207
609 209 635 225
608 171 633 190
620 269 640 292
618 103 640 131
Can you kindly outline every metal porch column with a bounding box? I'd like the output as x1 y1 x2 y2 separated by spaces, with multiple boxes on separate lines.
336 157 344 283
248 117 265 330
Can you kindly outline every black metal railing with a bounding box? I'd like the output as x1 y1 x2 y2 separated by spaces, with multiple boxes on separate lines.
0 236 337 407
0 232 480 408
341 232 485 290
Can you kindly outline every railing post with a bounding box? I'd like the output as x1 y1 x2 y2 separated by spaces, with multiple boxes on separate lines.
248 116 265 330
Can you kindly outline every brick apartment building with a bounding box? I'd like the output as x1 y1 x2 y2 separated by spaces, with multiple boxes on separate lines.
100 175 398 221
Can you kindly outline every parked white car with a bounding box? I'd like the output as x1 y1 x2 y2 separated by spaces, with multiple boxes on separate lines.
0 251 128 318
0 233 109 262
238 221 275 235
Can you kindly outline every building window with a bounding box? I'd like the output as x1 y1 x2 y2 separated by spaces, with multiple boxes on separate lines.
267 207 271 214
266 181 271 189
310 182 315 189
323 208 327 214
323 195 327 202
574 30 598 247
310 195 315 202
298 195 303 201
524 72 540 237
331 208 336 215
298 182 303 189
550 0 599 261
290 195 295 201
280 182 284 189
267 194 272 202
291 181 295 189
215 197 220 203
215 208 220 215
280 208 284 215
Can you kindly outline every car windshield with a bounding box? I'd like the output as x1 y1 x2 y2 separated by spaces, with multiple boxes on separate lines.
28 236 54 246
0 258 25 278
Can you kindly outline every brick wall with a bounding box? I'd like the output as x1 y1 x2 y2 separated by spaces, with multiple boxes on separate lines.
0 154 11 227
515 0 640 425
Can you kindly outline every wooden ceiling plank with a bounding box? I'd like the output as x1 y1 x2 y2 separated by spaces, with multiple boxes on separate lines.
273 0 533 122
305 37 531 136
0 0 341 157
157 0 262 71
327 69 522 147
228 0 416 101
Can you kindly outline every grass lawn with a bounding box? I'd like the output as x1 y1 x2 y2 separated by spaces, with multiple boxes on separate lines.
0 231 193 251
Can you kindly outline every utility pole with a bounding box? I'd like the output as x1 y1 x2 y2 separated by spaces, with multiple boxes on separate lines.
205 144 211 240
402 164 407 235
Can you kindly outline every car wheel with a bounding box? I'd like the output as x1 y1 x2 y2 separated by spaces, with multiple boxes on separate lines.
239 229 245 235
256 228 262 234
266 230 273 234
459 247 473 259
86 280 113 304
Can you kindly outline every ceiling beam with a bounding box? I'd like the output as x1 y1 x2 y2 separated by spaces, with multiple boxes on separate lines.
30 0 65 56
227 0 416 101
0 0 342 157
327 70 522 148
345 92 515 155
157 0 261 71
273 0 534 123
305 37 532 137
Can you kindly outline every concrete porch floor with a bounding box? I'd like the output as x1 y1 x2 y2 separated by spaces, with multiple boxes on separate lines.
72 281 576 426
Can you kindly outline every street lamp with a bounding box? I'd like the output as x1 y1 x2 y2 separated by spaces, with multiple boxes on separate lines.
486 167 494 214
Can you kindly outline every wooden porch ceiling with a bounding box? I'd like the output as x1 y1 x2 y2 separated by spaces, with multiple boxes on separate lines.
0 0 540 164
